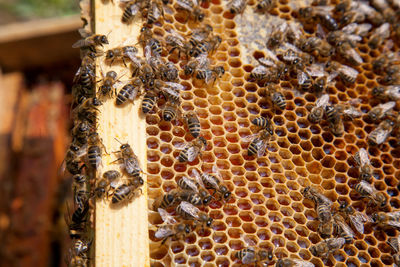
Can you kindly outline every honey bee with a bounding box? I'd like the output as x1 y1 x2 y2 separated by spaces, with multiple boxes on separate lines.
325 105 344 137
317 201 333 239
111 180 143 204
342 22 372 37
255 0 276 12
72 174 90 210
137 26 153 48
141 91 158 114
387 237 400 267
155 223 192 244
266 22 288 50
372 211 400 229
192 167 232 201
184 54 210 75
178 136 207 163
139 63 155 86
297 70 313 91
113 140 143 179
72 29 109 50
187 24 214 48
68 253 88 267
120 0 147 24
189 35 222 57
334 103 362 121
177 176 212 205
266 84 286 110
298 6 338 31
72 121 91 145
368 22 390 49
368 101 396 122
310 237 346 258
301 186 332 206
235 247 274 265
69 200 90 239
94 170 121 199
353 148 372 182
105 46 139 66
176 201 213 227
165 29 190 57
73 238 92 256
196 65 225 84
176 0 205 22
299 36 334 57
327 31 363 65
249 64 271 82
116 78 142 106
73 96 102 124
338 201 371 234
162 97 181 121
280 47 314 70
245 128 274 157
308 94 329 123
332 213 355 244
251 116 273 131
63 141 87 175
275 258 315 267
86 132 105 170
73 52 97 88
369 119 395 145
355 180 388 208
160 62 179 82
184 111 201 138
324 61 358 84
146 38 163 57
147 0 164 24
372 85 400 101
227 0 247 14
153 191 180 210
98 70 122 98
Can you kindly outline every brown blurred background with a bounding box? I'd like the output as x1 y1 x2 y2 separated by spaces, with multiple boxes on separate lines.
0 1 83 266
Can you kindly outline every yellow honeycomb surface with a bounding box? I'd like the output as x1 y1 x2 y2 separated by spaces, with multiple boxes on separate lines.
143 0 400 266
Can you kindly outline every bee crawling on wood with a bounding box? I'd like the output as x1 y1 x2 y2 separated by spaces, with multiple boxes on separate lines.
72 29 109 51
154 208 192 244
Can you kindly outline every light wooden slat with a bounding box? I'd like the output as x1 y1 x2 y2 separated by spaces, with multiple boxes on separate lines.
94 1 150 266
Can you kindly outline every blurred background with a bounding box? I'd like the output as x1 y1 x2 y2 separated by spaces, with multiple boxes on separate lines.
0 1 83 266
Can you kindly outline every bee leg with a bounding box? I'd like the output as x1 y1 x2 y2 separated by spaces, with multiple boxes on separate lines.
122 58 127 68
110 157 123 164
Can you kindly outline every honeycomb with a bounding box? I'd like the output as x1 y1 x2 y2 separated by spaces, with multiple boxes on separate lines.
138 0 400 266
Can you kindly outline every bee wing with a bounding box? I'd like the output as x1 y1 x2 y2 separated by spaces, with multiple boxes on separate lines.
306 64 325 77
203 70 214 84
196 54 210 68
257 57 276 68
174 141 186 149
373 127 391 145
176 0 193 11
186 146 200 162
297 71 308 85
180 176 199 192
242 234 258 246
242 133 259 143
169 29 186 42
328 237 346 249
387 220 400 229
336 219 355 238
358 148 370 166
162 86 180 99
387 211 400 220
313 5 335 13
387 237 400 253
264 48 279 63
124 157 140 174
387 86 400 101
165 82 185 91
316 23 326 39
379 101 396 114
291 259 315 267
345 48 363 65
191 169 207 188
358 180 375 195
349 214 366 234
338 65 358 81
158 208 177 224
256 138 268 158
241 249 257 264
287 21 302 40
78 28 91 38
316 94 330 108
72 39 88 49
353 23 372 36
179 201 200 219
155 226 174 239
251 65 268 75
373 23 390 39
342 106 362 119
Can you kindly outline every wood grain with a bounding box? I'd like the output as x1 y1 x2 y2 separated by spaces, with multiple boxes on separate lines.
94 1 150 266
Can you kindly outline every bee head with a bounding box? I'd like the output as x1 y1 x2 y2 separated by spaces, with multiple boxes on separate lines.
106 50 114 59
203 195 212 205
206 218 213 227
184 224 191 234
199 136 207 147
100 35 109 45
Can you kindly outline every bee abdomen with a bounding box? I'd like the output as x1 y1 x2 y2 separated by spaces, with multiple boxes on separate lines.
187 121 201 138
112 184 131 204
142 94 157 114
88 146 101 168
163 106 177 121
116 85 134 105
178 147 190 162
247 138 259 156
122 6 134 23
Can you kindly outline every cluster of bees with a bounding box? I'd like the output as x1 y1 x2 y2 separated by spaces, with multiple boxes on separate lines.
62 0 400 265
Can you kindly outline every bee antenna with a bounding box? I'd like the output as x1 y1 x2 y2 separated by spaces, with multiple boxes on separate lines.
114 138 122 144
